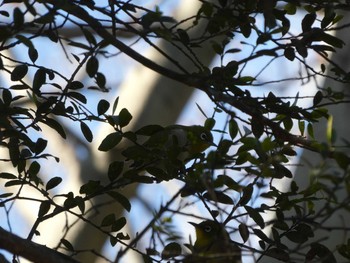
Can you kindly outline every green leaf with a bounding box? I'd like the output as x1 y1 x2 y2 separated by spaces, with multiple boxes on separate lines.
28 46 38 63
68 92 87 104
0 193 13 198
320 32 345 48
286 231 308 243
265 248 290 262
108 161 124 181
80 122 93 142
33 68 46 93
8 137 20 167
0 10 9 17
95 72 106 89
11 64 28 81
43 117 66 139
274 164 293 178
326 115 334 144
112 96 119 114
177 29 190 45
245 206 265 229
295 43 308 58
29 161 40 177
253 228 272 243
313 91 323 106
298 120 305 136
98 132 122 151
204 118 215 130
97 99 110 115
337 239 350 260
34 138 47 155
119 108 132 127
161 242 182 259
67 81 84 90
46 177 63 191
13 7 24 29
61 239 74 251
0 172 17 179
251 116 264 138
240 184 253 205
306 243 336 263
86 56 99 77
240 21 252 38
82 29 96 46
302 13 316 33
75 196 85 214
225 48 241 54
307 123 314 139
321 9 336 29
146 167 169 181
284 47 295 61
79 180 101 196
2 89 12 105
284 3 296 15
38 201 51 217
111 217 127 232
203 191 234 204
283 117 293 131
108 191 131 212
333 151 350 170
216 175 241 191
239 223 250 243
5 180 27 187
229 119 239 140
101 213 115 227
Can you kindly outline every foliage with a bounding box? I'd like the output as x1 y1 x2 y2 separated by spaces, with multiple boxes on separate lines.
1 0 350 262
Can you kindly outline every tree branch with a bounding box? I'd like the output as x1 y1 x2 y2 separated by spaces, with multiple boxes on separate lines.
40 1 326 155
0 227 79 263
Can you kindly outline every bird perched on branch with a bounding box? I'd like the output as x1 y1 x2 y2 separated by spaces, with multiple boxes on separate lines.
122 125 214 180
184 220 242 263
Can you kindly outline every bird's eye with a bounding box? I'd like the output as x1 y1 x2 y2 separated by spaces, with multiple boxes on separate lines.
204 225 212 233
200 132 207 141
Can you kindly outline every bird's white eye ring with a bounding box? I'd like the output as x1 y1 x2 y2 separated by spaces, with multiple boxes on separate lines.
200 132 207 141
204 225 212 232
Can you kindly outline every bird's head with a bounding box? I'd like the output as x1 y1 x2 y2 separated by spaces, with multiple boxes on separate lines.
189 220 225 250
186 126 215 155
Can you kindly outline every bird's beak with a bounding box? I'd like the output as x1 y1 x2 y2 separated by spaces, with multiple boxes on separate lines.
188 221 199 227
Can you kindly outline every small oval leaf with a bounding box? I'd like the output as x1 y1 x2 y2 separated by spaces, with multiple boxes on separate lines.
108 191 131 212
11 64 28 81
97 99 110 115
80 122 93 142
46 176 63 191
38 201 51 217
162 242 182 259
98 132 122 151
245 206 265 229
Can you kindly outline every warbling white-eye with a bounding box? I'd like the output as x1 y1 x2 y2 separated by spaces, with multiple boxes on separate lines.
143 125 214 159
122 125 214 179
185 220 242 263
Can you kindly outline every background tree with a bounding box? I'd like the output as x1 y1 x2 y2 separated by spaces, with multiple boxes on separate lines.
1 1 350 263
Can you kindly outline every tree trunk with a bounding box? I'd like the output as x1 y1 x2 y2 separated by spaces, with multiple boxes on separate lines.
260 12 350 263
71 1 223 262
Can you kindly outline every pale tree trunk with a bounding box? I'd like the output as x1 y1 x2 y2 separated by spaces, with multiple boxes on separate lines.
71 1 223 262
260 13 350 263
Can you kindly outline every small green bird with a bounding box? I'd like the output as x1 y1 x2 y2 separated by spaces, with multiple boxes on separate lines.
122 125 214 179
143 125 214 159
185 220 242 263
